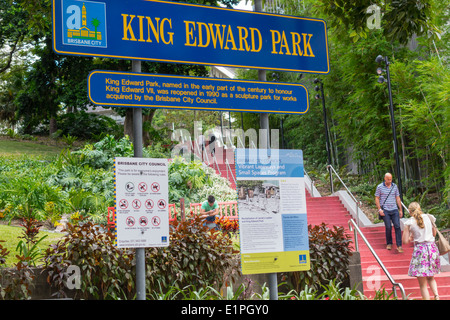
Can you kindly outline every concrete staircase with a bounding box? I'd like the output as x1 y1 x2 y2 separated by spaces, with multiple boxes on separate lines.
305 193 353 228
356 226 450 300
195 143 236 189
305 189 450 300
202 145 450 300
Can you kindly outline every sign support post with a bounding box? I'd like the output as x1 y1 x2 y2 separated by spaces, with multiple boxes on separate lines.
52 0 326 302
132 60 146 300
254 0 277 301
236 149 310 299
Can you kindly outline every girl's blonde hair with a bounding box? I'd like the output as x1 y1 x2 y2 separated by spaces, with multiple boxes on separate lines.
408 202 425 228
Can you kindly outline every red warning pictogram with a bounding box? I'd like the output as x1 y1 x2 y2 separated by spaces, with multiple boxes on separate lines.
118 199 128 209
139 216 148 226
138 182 147 192
126 216 135 227
151 216 161 226
157 199 166 209
132 199 141 209
145 199 154 209
151 182 160 192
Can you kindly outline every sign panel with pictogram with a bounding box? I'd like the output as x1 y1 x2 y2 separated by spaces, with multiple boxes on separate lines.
151 216 161 227
151 182 160 192
138 182 147 192
118 199 128 209
145 199 154 209
114 157 169 248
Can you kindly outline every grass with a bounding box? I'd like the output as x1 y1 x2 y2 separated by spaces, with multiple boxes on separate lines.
0 138 65 158
0 223 64 267
0 137 75 267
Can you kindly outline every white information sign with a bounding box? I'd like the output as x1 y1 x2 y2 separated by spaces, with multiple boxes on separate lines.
236 149 310 274
114 157 169 248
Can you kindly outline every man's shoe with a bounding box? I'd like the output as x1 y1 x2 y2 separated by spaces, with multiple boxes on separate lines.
397 247 404 253
386 244 392 250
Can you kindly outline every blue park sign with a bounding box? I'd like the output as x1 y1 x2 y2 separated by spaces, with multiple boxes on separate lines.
53 0 329 74
88 70 309 114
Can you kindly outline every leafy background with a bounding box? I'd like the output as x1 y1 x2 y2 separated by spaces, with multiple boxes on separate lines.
0 135 236 224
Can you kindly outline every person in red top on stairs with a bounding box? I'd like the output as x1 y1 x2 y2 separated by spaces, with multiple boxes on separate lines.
375 173 404 253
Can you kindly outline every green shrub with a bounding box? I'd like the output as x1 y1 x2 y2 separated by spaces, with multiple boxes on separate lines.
284 279 364 300
0 240 35 300
0 135 233 224
3 128 18 139
168 156 236 205
0 174 68 221
146 216 240 294
15 217 48 267
43 216 240 300
43 219 135 299
61 134 77 148
56 111 123 140
287 223 352 293
73 135 134 169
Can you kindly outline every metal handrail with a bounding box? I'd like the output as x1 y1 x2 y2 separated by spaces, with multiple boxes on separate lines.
327 164 407 299
225 158 236 186
212 152 221 175
202 141 211 166
303 170 316 197
327 165 362 226
349 219 407 300
197 140 211 166
236 134 245 149
401 202 410 215
327 165 358 203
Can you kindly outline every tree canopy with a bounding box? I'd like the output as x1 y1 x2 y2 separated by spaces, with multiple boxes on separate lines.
238 0 448 205
0 0 449 205
0 0 237 138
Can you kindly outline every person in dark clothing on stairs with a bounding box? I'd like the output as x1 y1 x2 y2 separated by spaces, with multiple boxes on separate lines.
209 134 216 157
375 172 404 253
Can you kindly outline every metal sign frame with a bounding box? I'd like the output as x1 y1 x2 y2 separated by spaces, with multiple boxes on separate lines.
88 70 309 114
53 0 329 73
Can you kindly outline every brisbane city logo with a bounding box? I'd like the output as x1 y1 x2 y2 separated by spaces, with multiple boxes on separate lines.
62 0 107 48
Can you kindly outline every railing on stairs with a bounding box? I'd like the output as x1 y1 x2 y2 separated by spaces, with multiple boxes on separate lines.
348 219 407 300
194 139 210 166
304 170 313 197
327 165 363 227
212 151 221 175
327 164 407 300
225 158 236 186
191 132 236 186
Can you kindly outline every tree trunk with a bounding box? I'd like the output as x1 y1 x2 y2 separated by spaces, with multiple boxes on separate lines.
143 109 156 146
124 109 156 145
49 117 57 135
124 109 133 141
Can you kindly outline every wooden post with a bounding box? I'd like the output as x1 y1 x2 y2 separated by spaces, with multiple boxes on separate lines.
180 198 186 221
